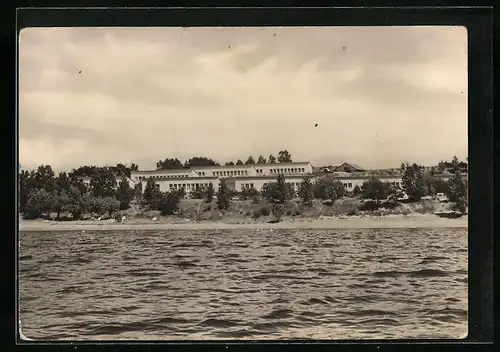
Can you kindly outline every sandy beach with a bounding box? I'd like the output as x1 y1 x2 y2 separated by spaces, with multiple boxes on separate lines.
19 214 468 231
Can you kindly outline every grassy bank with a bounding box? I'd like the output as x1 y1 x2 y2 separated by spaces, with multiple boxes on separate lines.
19 198 468 231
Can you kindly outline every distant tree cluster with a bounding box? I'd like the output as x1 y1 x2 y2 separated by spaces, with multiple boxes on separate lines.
19 164 140 220
157 150 295 170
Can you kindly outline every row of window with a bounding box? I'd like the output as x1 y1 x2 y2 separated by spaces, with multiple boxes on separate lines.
213 170 249 177
138 175 189 180
270 168 306 174
341 181 402 188
168 183 213 190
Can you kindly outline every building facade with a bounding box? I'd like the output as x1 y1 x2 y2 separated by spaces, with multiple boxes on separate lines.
76 161 467 198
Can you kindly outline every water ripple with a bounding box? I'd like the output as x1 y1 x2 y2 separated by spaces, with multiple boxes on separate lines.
18 228 468 340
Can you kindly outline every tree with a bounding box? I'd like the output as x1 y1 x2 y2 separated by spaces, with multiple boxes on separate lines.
262 174 293 203
24 189 53 219
268 154 277 163
446 171 468 204
225 161 235 166
34 165 56 192
205 183 215 203
90 167 117 198
158 191 183 215
82 193 104 216
156 158 183 170
62 186 86 220
116 177 134 210
143 177 162 209
277 150 292 163
113 163 133 178
450 155 460 173
130 163 139 171
353 185 362 196
190 186 205 200
245 156 256 165
240 185 259 201
401 163 426 201
271 204 285 222
55 172 72 194
361 177 388 204
217 179 230 210
257 155 267 164
133 182 143 202
314 176 346 202
102 197 120 216
18 170 33 212
184 157 219 167
298 176 314 205
50 190 70 220
436 161 446 173
235 159 244 165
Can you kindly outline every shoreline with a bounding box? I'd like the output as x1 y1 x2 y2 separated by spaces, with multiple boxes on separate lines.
19 214 468 231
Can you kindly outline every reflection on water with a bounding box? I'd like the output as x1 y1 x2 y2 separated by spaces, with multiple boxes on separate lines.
19 228 467 340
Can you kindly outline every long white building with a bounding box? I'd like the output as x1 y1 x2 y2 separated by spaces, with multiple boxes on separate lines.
129 162 314 195
77 161 467 198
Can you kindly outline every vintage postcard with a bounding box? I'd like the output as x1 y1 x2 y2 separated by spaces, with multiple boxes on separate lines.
18 26 468 340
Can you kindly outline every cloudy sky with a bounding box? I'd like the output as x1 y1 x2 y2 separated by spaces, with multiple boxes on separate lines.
18 26 467 172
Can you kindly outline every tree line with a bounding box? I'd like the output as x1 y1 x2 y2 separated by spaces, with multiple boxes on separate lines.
18 164 139 220
156 150 293 170
19 158 468 221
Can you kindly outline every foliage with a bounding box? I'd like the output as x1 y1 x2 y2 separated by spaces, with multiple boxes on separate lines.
245 156 256 165
217 179 230 210
133 182 143 202
225 161 235 166
89 167 117 198
352 185 362 196
235 159 244 165
262 174 293 203
61 186 86 220
102 196 120 216
271 204 285 222
401 163 426 201
24 189 53 218
184 157 219 167
116 177 134 210
190 186 206 200
82 192 104 216
314 176 346 202
240 185 259 201
298 176 314 205
158 191 183 215
33 165 56 192
142 178 163 209
268 154 277 163
257 155 267 164
446 172 468 212
252 204 271 219
360 177 389 203
205 183 215 203
156 158 183 170
277 150 292 163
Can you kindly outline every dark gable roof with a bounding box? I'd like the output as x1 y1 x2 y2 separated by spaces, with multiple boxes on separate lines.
336 162 365 171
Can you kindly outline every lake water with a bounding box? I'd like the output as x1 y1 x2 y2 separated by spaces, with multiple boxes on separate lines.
18 228 468 340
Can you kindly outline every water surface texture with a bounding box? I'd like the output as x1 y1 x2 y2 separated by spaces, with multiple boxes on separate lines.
19 228 468 340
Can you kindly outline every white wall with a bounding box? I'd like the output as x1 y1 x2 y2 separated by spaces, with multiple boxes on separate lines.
131 169 198 183
255 163 313 177
192 165 256 177
234 176 306 193
139 177 220 194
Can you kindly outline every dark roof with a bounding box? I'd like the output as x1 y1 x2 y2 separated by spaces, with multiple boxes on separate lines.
337 162 366 171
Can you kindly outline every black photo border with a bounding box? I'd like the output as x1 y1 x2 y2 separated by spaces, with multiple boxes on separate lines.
6 5 494 352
